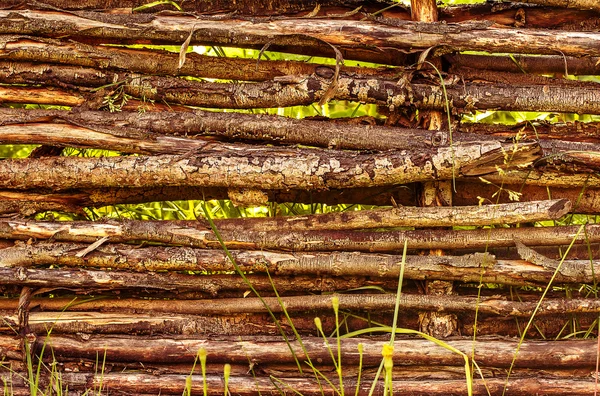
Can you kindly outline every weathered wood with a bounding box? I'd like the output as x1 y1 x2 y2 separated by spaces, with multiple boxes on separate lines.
3 10 600 59
20 334 597 369
0 370 595 396
0 142 542 191
5 64 600 114
514 0 600 12
2 292 599 317
0 36 396 82
0 267 397 294
0 219 598 253
447 53 600 76
3 242 600 285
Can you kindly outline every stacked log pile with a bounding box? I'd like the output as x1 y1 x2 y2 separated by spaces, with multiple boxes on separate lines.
1 0 600 394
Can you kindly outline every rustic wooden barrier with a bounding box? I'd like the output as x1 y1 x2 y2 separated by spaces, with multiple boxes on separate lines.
1 0 599 394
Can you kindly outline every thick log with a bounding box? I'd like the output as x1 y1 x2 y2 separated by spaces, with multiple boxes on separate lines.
3 242 600 285
0 142 542 191
0 268 397 294
5 64 600 115
2 10 600 59
0 218 597 253
20 334 597 369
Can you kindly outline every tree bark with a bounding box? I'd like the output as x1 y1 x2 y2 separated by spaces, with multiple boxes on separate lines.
515 0 600 12
0 218 598 253
0 36 395 82
3 242 600 285
51 373 600 395
3 292 599 317
5 64 600 115
19 334 597 369
2 10 600 59
446 53 600 76
0 141 542 191
0 267 398 294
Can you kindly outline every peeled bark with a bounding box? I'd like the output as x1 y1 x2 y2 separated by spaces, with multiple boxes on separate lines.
515 0 600 12
3 242 600 285
0 218 598 253
0 141 542 191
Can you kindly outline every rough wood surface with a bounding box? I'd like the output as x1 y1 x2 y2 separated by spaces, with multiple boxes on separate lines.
0 219 597 252
2 10 600 59
4 63 600 115
0 142 542 191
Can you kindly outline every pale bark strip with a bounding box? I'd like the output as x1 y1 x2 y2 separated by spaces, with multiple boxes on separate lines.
0 123 212 155
0 267 397 294
3 242 600 285
46 372 600 396
6 63 600 115
0 219 598 252
3 293 599 317
0 36 395 81
2 311 290 336
0 141 542 191
24 334 597 368
201 199 572 230
2 10 600 58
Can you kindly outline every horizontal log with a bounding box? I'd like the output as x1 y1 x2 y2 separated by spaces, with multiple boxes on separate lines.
447 53 600 77
0 36 395 82
3 10 600 60
198 199 571 230
0 142 541 191
515 0 599 11
2 292 599 317
4 0 600 32
0 218 597 253
0 108 458 152
0 185 416 216
5 63 600 114
0 267 397 294
16 334 596 369
3 242 599 285
49 372 600 396
4 306 588 339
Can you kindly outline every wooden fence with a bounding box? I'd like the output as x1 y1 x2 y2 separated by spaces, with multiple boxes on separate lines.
1 0 600 394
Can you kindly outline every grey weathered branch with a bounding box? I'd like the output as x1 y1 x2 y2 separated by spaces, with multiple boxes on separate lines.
3 242 599 285
0 219 598 252
0 142 542 191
